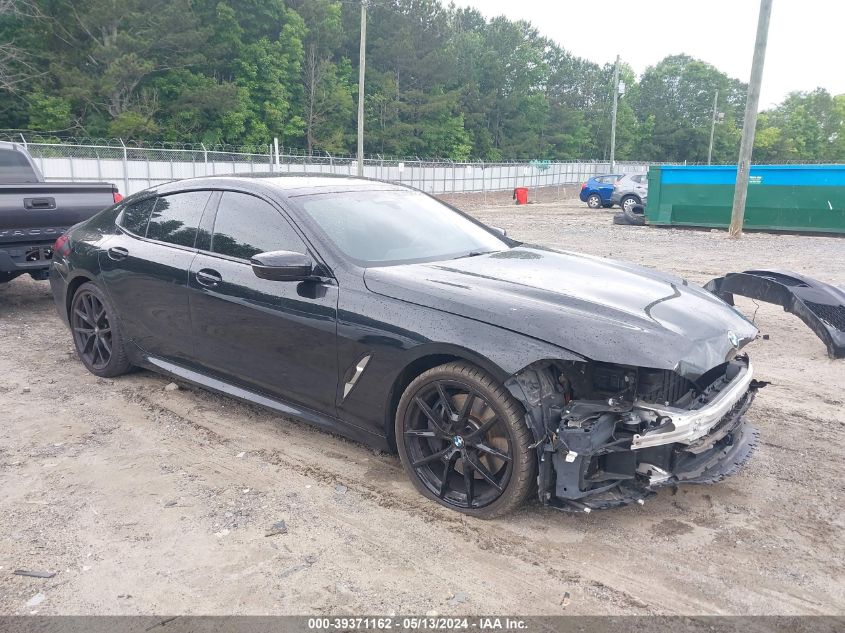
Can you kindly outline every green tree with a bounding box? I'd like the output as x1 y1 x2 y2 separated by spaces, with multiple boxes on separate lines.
755 89 844 162
1 0 841 164
635 54 746 162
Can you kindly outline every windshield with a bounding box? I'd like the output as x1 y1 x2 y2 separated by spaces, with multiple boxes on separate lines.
296 190 508 266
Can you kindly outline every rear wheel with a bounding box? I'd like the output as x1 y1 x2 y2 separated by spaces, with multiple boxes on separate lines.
395 361 535 518
586 193 602 209
70 282 132 377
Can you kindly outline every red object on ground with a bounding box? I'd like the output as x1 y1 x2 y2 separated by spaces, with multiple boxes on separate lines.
513 187 528 205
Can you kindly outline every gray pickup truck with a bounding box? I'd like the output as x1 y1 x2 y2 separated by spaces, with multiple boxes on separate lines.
1 141 121 283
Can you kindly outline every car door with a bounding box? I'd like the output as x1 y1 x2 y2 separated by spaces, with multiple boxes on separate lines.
187 190 339 414
633 174 648 198
597 176 616 202
99 190 213 364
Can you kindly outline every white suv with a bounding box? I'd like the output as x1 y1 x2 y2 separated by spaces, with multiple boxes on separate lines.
611 173 649 212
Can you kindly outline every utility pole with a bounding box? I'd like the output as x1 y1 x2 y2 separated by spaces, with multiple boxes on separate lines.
729 0 773 238
707 90 719 165
609 55 620 171
356 0 367 177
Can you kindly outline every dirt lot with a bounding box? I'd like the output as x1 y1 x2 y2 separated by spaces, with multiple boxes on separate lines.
1 200 843 616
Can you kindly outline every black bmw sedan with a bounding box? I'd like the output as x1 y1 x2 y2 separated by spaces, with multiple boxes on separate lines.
50 175 761 517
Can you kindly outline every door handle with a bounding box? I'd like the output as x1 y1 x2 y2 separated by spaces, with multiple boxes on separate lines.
24 197 56 210
195 268 222 287
107 246 129 261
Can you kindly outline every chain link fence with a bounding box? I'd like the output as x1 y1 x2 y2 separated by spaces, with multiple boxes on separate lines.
3 133 657 198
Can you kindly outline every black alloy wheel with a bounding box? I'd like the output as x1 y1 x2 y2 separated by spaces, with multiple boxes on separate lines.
70 282 132 377
396 362 534 518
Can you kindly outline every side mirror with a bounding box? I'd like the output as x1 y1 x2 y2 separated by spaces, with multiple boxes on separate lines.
490 226 507 237
250 250 314 282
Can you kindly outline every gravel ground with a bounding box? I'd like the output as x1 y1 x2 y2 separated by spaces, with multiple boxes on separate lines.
0 199 843 616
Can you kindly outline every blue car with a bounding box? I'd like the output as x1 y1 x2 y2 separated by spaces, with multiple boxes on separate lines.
579 174 622 209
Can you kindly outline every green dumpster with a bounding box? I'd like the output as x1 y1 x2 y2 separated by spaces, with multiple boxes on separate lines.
646 165 845 234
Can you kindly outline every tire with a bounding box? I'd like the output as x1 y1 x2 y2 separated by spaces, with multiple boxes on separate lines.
70 282 133 377
395 361 535 519
612 208 646 226
621 195 640 213
586 193 602 209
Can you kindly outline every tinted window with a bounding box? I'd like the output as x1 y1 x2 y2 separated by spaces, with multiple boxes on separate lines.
211 192 305 260
0 148 39 183
147 191 211 247
118 198 155 236
298 190 507 266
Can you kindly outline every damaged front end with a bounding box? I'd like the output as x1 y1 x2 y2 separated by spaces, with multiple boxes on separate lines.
509 356 764 512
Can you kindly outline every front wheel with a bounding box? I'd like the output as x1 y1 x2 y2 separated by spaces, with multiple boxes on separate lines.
586 193 602 209
70 282 133 377
395 361 535 518
621 195 640 213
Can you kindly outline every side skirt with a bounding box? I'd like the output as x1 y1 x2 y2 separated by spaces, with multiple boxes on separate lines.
143 356 391 451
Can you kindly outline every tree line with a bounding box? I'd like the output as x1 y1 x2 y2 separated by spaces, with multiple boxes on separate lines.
1 0 842 163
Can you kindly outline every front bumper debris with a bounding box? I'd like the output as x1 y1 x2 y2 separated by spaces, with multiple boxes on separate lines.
523 356 762 512
705 269 845 359
631 361 754 449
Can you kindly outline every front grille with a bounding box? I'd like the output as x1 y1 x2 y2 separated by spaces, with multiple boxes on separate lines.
805 301 845 332
637 369 693 406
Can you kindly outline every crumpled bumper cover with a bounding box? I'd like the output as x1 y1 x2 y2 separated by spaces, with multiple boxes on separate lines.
705 269 845 359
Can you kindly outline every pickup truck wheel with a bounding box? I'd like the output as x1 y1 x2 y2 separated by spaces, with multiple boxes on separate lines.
396 361 535 519
586 193 602 209
71 282 132 377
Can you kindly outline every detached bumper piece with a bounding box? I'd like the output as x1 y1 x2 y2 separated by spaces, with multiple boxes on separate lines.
705 269 845 359
540 358 760 512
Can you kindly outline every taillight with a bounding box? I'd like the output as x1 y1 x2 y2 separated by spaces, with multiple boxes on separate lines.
581 182 587 190
54 234 71 257
113 191 124 204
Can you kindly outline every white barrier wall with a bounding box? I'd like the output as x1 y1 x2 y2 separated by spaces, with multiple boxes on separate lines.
28 149 651 196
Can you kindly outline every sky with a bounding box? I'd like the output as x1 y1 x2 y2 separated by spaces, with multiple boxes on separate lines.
451 0 844 109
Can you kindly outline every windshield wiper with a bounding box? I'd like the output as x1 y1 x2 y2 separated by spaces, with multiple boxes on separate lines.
452 250 489 259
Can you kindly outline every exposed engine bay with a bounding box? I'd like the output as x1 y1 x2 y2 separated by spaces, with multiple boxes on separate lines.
508 356 765 512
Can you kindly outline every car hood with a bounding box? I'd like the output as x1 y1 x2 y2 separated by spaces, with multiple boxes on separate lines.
364 246 758 379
